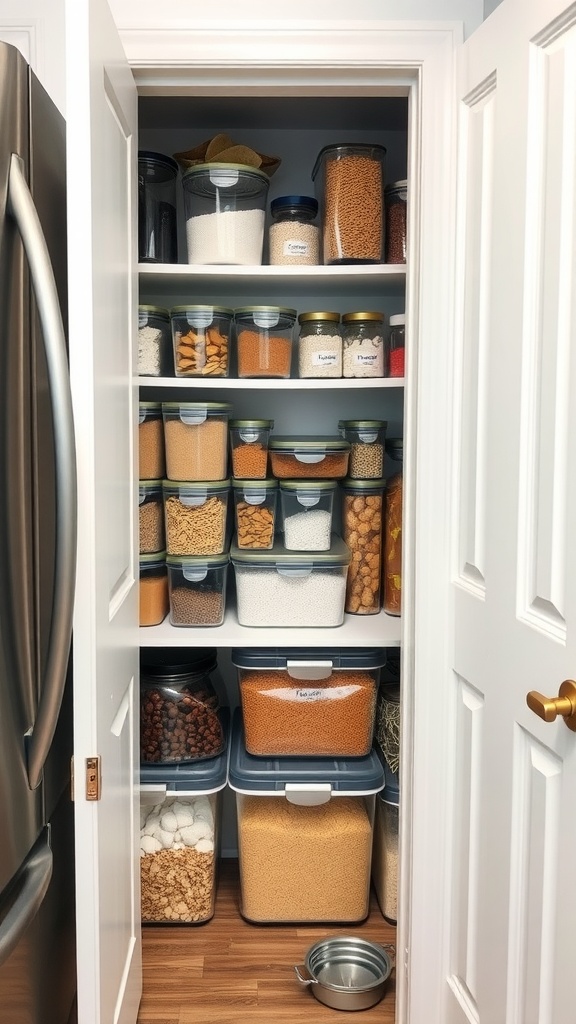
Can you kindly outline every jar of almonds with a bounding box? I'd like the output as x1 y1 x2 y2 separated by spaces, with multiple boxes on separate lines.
341 477 385 614
170 305 233 378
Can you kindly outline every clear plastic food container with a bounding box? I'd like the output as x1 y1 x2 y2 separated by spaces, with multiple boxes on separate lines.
384 438 403 616
139 402 165 480
372 768 400 923
269 436 350 479
182 163 269 265
232 479 277 550
140 651 226 762
162 479 230 556
297 311 342 379
138 151 178 264
138 306 172 377
139 551 169 627
279 480 336 551
389 314 405 378
229 710 384 923
342 478 385 615
139 480 165 554
170 305 233 378
338 420 387 479
231 648 386 757
230 535 350 627
235 306 296 379
312 144 386 265
229 419 274 479
166 553 229 627
140 737 228 923
384 180 407 264
162 402 232 481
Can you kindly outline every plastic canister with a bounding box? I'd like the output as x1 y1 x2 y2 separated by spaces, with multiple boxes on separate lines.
384 438 403 615
138 151 178 264
312 144 386 265
338 420 387 478
372 766 400 923
341 478 386 614
384 179 407 264
235 306 296 379
279 480 336 551
182 163 269 265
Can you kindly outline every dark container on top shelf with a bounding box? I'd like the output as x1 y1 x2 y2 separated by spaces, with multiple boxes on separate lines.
138 151 178 264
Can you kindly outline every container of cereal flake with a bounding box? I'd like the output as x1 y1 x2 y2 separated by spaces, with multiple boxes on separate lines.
170 305 233 378
162 402 232 481
139 551 169 627
162 480 230 556
139 480 165 554
311 144 386 265
233 479 277 550
231 647 386 758
342 312 386 378
230 535 350 628
297 311 342 379
139 402 166 480
229 708 384 922
269 436 350 479
338 420 387 479
229 419 274 479
372 766 400 923
182 163 269 265
166 554 229 627
279 480 336 551
342 478 385 615
139 722 228 923
269 195 319 266
235 306 296 379
138 306 172 377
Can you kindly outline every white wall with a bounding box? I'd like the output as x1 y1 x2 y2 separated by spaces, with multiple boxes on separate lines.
0 0 66 114
483 0 504 16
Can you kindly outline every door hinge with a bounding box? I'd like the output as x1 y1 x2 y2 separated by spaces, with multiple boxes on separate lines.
85 756 102 801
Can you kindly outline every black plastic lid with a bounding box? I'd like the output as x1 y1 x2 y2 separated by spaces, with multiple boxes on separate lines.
138 150 179 174
140 647 217 681
140 710 229 793
270 195 318 217
386 437 404 461
231 647 386 670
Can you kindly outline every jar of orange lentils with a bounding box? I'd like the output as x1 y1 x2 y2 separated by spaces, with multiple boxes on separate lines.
229 419 273 479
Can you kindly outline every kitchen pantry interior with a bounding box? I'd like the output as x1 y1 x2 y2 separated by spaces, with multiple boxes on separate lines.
136 90 409 1022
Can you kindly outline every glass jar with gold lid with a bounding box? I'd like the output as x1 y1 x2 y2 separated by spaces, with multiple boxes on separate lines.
341 311 386 378
297 311 342 379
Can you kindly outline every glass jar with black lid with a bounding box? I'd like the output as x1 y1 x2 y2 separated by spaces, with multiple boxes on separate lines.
269 195 320 266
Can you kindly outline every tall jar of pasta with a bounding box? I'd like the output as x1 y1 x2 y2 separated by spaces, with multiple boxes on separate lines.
383 438 403 616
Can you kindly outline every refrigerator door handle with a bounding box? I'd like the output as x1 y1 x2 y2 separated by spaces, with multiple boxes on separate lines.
0 826 53 968
7 153 77 792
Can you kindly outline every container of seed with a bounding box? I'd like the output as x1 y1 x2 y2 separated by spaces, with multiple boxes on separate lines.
229 419 274 479
140 551 169 627
338 420 387 479
170 305 233 378
138 306 172 377
166 553 229 627
279 481 336 551
162 480 230 556
139 480 165 554
235 306 296 379
233 479 277 550
139 402 165 480
162 402 232 481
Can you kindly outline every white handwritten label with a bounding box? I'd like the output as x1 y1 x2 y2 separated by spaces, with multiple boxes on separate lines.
283 238 309 257
312 350 338 366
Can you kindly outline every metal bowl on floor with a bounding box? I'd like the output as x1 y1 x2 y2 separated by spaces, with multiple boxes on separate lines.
294 936 393 1011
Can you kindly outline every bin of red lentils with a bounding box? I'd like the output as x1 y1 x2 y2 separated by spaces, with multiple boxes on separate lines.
338 420 387 479
235 306 296 378
229 419 274 479
139 480 165 554
269 435 350 479
233 479 277 550
162 401 231 481
312 143 386 265
139 402 165 480
162 479 230 556
231 647 385 757
166 553 229 628
170 305 233 378
342 477 385 615
139 551 169 626
229 709 384 923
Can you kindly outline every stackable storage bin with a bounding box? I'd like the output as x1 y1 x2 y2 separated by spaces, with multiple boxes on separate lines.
338 420 387 479
229 419 274 479
269 436 350 479
372 765 400 924
235 306 296 379
162 402 232 481
138 305 172 377
170 305 233 378
139 402 165 480
182 163 269 265
279 481 336 551
231 647 386 757
232 479 277 550
140 729 228 924
229 710 384 923
139 552 169 627
166 553 229 628
139 480 165 554
162 480 230 556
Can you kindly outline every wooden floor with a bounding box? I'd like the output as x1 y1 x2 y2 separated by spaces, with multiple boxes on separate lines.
138 859 397 1024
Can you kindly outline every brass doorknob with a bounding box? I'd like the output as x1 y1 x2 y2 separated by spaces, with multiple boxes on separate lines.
526 679 576 731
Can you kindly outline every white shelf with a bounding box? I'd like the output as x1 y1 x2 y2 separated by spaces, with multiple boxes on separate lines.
140 609 401 649
138 262 406 298
137 376 404 390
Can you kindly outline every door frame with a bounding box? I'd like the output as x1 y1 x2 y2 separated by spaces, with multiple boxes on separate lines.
122 22 460 1024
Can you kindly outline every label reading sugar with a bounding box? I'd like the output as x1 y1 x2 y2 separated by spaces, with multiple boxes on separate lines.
283 238 309 257
312 350 338 367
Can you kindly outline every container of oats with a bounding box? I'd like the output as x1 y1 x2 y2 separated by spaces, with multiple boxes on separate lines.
338 420 387 479
162 402 232 481
229 709 384 923
166 553 229 628
170 305 233 378
162 480 230 556
312 144 386 265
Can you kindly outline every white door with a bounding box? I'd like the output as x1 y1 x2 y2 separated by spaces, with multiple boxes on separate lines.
65 1 140 1022
449 0 576 1021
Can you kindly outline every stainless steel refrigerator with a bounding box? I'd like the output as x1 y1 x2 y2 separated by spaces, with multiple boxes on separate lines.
0 41 77 1024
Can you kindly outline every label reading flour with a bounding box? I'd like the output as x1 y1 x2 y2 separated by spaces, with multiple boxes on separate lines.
283 238 309 257
312 350 338 367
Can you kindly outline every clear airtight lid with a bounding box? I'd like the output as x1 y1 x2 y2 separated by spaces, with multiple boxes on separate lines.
139 305 170 320
181 163 270 198
312 143 387 181
235 306 297 329
170 304 234 319
230 534 350 568
139 402 162 421
162 401 232 424
139 550 166 568
279 480 337 492
139 480 163 502
269 435 350 453
229 419 274 430
342 478 386 493
339 420 387 430
166 553 229 569
231 648 387 671
138 151 178 178
162 479 230 493
232 478 277 491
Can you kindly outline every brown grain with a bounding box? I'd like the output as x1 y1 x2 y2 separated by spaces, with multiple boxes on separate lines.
343 493 383 614
324 155 383 263
139 417 165 479
231 443 268 478
164 495 227 555
164 417 228 481
140 574 169 626
237 329 291 378
169 587 224 626
269 451 349 479
139 500 164 553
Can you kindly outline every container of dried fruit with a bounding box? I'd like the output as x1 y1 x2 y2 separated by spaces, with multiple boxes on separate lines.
139 402 165 480
338 420 387 479
231 647 386 757
311 143 386 265
166 553 229 628
229 419 274 479
170 305 233 378
341 478 385 615
139 551 169 626
372 764 400 923
162 401 232 481
232 479 277 550
279 480 337 551
228 709 384 923
235 306 296 379
162 479 230 556
139 480 165 554
268 436 350 479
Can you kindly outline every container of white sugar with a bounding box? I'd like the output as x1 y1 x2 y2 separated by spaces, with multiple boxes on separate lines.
279 480 337 551
182 163 269 266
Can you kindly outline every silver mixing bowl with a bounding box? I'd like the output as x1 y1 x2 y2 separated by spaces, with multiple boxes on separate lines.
294 936 393 1011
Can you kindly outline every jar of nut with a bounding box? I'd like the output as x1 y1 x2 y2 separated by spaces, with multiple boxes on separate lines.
140 649 226 763
170 305 233 378
341 477 385 615
338 420 387 479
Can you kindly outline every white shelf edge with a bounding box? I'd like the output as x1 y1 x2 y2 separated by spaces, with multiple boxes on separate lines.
138 263 407 281
137 376 404 390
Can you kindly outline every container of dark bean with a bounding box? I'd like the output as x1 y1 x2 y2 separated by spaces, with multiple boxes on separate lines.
140 649 226 764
